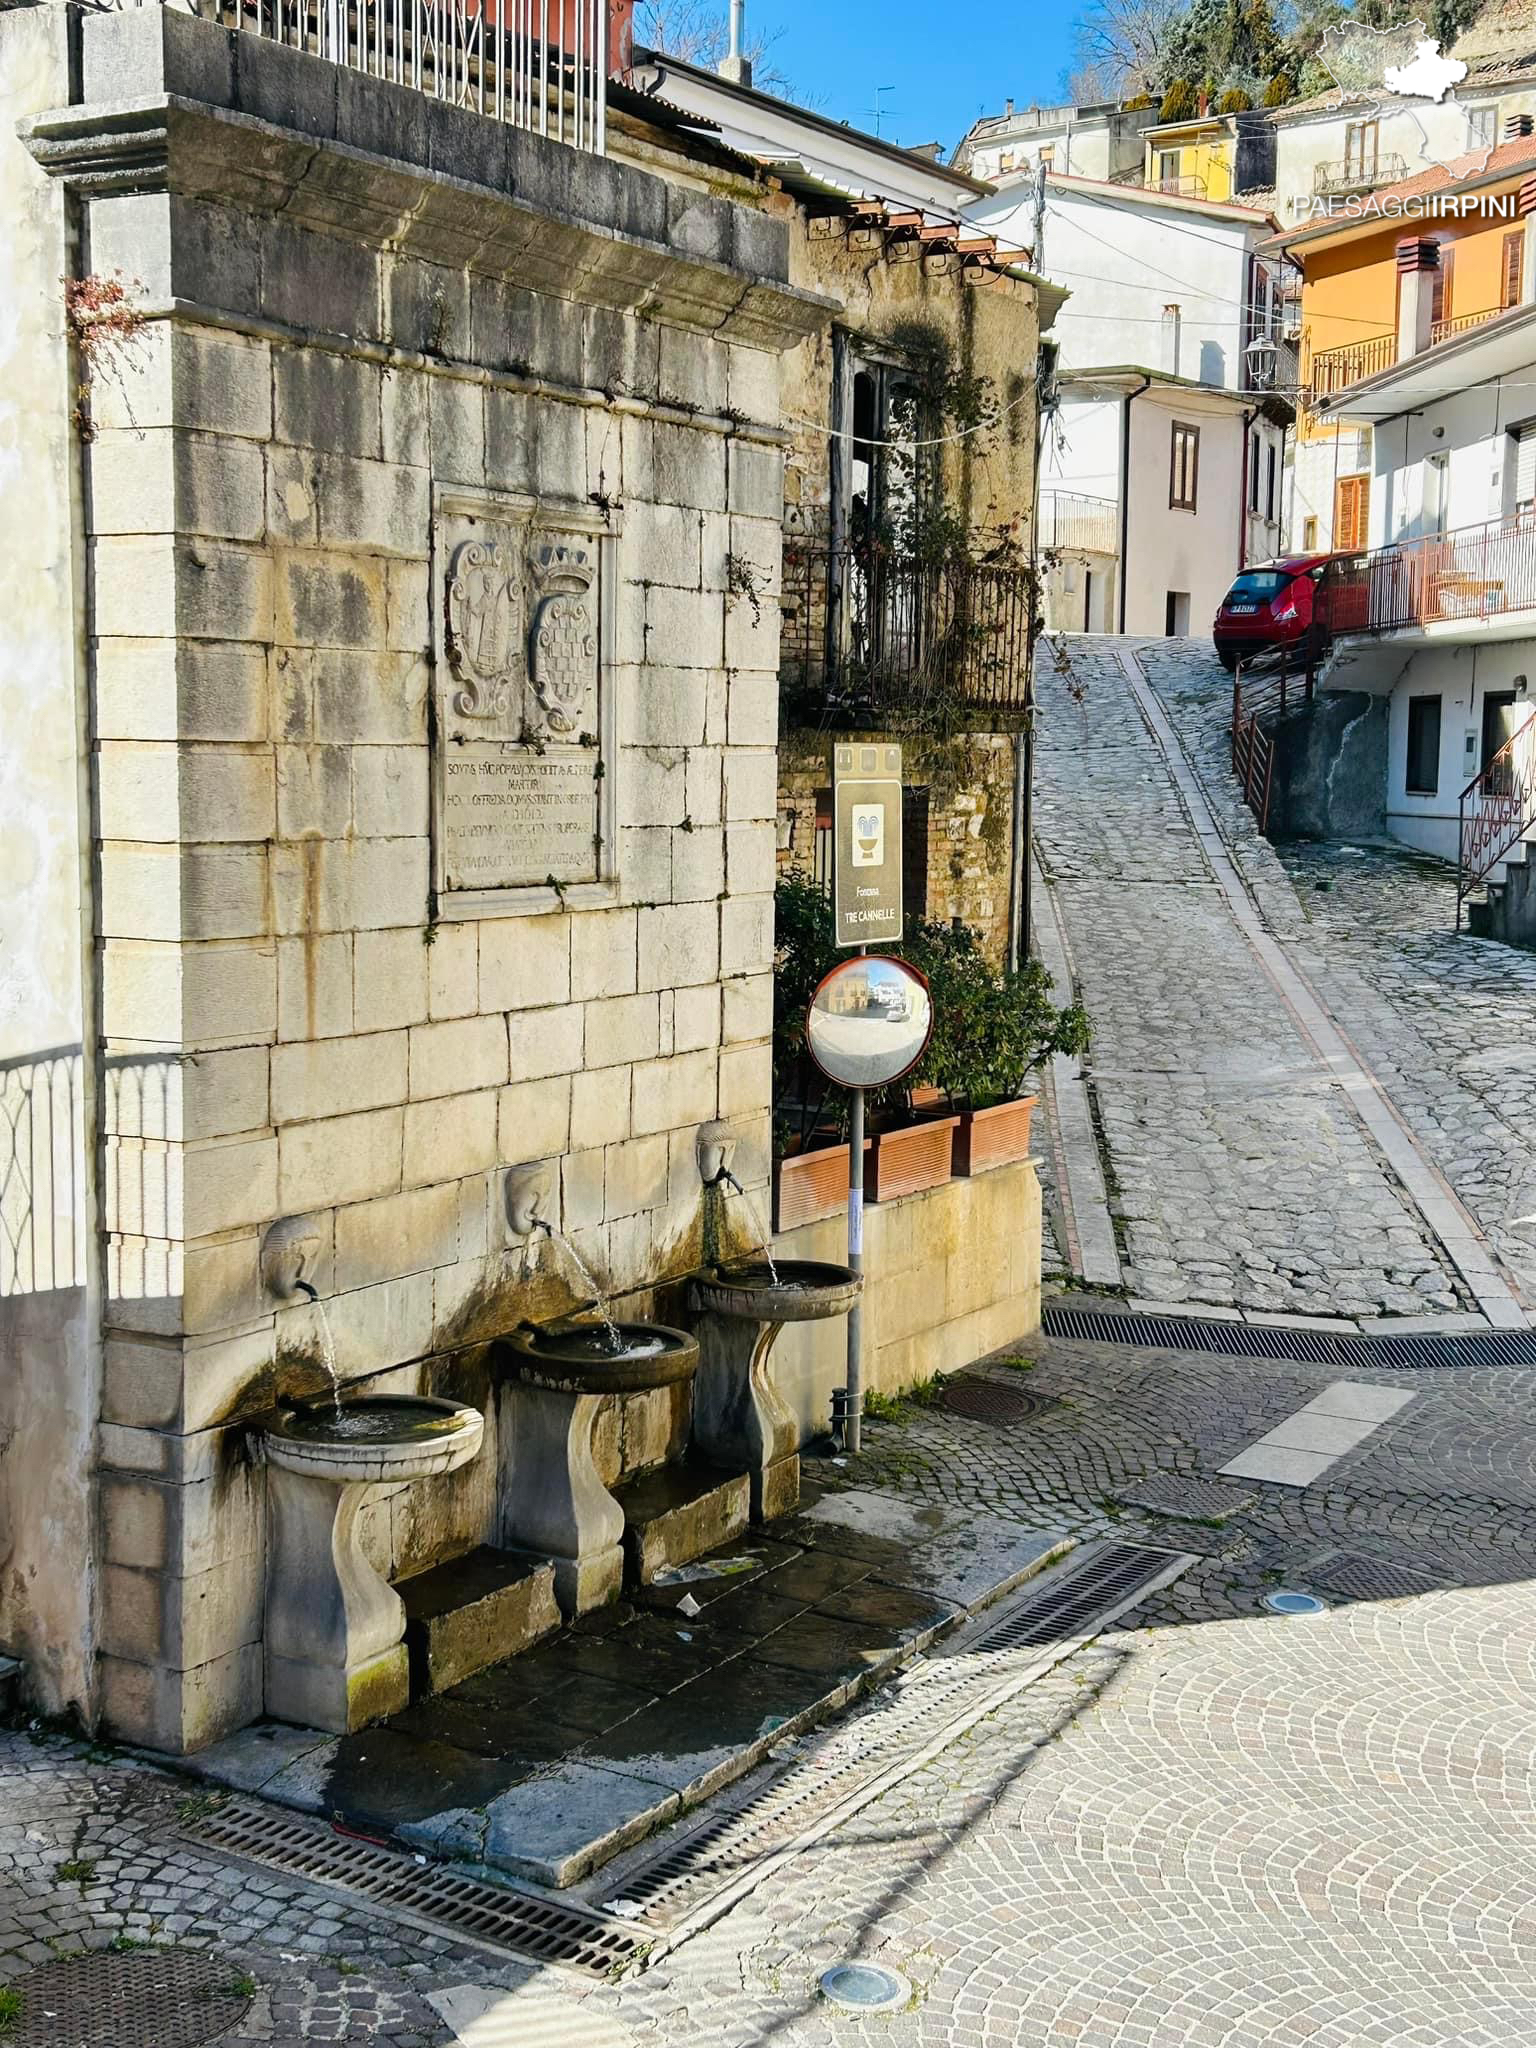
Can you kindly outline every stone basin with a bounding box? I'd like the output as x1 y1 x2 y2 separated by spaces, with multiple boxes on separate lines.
692 1259 863 1324
263 1395 485 1486
495 1320 700 1396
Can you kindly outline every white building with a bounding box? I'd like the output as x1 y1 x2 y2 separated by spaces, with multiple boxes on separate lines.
966 174 1292 632
1313 309 1536 897
952 99 1160 186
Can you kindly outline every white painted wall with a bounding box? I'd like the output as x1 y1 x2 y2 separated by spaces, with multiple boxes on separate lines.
1368 377 1536 546
1378 641 1536 859
1274 90 1536 229
970 180 1261 389
1126 393 1246 636
1289 425 1375 551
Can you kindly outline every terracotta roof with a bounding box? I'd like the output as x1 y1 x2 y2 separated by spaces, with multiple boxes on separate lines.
1359 129 1536 204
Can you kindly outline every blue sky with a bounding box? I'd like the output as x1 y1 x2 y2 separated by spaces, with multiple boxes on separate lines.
756 0 1078 154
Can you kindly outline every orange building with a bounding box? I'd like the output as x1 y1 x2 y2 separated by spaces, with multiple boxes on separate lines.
1281 134 1536 552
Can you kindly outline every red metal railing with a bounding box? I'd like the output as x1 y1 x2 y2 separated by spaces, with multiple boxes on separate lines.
1319 514 1536 638
1308 331 1397 396
1231 649 1317 832
1458 708 1536 926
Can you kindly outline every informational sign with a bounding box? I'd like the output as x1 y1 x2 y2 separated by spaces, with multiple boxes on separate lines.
441 745 597 892
832 742 903 949
804 955 933 1090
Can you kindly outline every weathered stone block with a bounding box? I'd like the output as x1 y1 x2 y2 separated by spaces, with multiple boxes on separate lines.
277 549 389 650
353 743 429 838
275 349 382 460
98 1642 262 1755
561 1146 605 1231
278 1105 404 1212
616 1460 749 1585
602 1133 668 1222
724 747 778 822
727 438 783 520
183 1132 280 1237
426 922 478 1017
570 1064 632 1152
722 973 772 1045
630 1050 717 1137
497 1073 572 1163
334 1181 461 1290
582 993 660 1071
403 1087 498 1188
570 907 638 1002
671 824 726 903
181 1046 271 1142
638 902 720 992
718 1043 772 1120
262 218 380 338
99 1552 264 1670
400 1547 559 1696
671 983 721 1055
271 1028 407 1125
314 451 430 556
720 895 773 977
409 1014 508 1099
622 745 689 827
384 255 472 360
354 927 429 1031
726 820 776 897
478 913 571 1012
276 931 353 1042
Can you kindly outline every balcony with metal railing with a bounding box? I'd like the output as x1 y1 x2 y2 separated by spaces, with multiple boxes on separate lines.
88 0 607 154
1320 514 1536 639
1156 173 1207 198
1311 152 1407 196
1308 331 1397 397
1038 492 1118 556
1428 306 1503 348
778 540 1034 728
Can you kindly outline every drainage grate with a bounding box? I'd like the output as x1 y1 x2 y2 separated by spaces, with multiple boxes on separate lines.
6 1947 246 2048
1116 1475 1256 1523
939 1377 1046 1426
963 1540 1187 1655
182 1801 647 1979
600 1541 1191 1934
1043 1302 1536 1371
1309 1550 1451 1603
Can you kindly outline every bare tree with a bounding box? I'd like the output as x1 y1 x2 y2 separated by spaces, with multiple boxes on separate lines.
1064 0 1186 100
634 0 790 91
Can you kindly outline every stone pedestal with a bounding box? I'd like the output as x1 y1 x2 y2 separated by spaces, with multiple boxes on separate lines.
691 1313 801 1521
264 1465 411 1733
497 1382 625 1617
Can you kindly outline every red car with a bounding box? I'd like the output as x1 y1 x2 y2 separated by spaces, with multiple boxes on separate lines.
1213 554 1331 671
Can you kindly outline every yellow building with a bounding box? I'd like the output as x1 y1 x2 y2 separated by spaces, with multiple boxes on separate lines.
1281 136 1536 549
1142 114 1239 203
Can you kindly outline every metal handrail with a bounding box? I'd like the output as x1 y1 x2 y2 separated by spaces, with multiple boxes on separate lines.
1457 708 1536 925
1231 649 1316 833
87 0 607 154
1429 307 1502 348
1311 152 1407 194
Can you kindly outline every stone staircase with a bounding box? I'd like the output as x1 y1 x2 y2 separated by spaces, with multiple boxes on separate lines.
1465 834 1536 947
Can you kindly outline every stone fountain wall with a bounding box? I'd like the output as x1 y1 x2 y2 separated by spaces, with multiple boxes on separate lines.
2 5 828 1750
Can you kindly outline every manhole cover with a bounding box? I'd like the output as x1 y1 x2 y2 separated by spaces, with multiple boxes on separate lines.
819 1962 911 2011
1310 1551 1449 1603
6 1947 251 2048
1264 1589 1327 1616
939 1378 1044 1426
1118 1476 1256 1523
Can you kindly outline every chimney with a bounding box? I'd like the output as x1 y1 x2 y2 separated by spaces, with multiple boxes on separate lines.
1197 87 1208 115
1396 238 1440 357
1005 98 1014 116
1507 112 1535 138
719 0 753 86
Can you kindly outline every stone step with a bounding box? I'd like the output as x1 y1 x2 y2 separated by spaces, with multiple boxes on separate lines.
615 1458 750 1587
400 1548 560 1698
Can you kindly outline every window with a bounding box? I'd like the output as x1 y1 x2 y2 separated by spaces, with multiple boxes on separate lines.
1423 451 1449 536
999 150 1016 171
1508 420 1536 517
1249 431 1262 511
1406 696 1442 794
1303 515 1319 549
1165 590 1191 634
1039 145 1055 169
1334 471 1370 550
1344 118 1379 178
1503 230 1525 310
1265 442 1277 523
1169 421 1200 510
1468 105 1497 150
1428 240 1453 327
1158 148 1181 190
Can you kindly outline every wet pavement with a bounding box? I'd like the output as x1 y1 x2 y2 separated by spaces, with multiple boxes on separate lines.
180 1487 1066 1889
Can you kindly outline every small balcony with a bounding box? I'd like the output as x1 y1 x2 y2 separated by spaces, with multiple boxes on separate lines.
1156 173 1207 198
1429 306 1503 348
1311 153 1407 197
91 0 608 154
1320 514 1536 637
1308 331 1397 397
778 541 1034 727
1038 492 1118 555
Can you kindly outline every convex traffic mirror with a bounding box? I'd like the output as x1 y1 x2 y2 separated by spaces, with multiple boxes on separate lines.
805 955 933 1090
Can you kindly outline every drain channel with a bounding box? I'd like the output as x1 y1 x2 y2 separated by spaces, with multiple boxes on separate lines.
1043 1302 1536 1370
181 1800 648 1979
599 1540 1191 1940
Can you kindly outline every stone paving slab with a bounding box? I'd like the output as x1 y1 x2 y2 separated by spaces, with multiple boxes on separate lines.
180 1494 1067 1893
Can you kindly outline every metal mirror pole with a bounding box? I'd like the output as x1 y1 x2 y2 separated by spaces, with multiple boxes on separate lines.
845 946 866 1454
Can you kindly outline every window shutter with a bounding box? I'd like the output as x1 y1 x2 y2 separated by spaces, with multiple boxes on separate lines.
1515 424 1536 509
1504 231 1525 310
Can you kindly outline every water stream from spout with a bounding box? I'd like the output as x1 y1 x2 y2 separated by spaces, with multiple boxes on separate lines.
297 1282 343 1420
720 1171 781 1286
533 1220 625 1353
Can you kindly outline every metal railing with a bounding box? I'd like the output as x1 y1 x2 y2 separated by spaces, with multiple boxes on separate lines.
1311 152 1407 195
1429 306 1503 348
1156 173 1207 197
779 540 1033 724
1038 491 1118 556
1458 708 1536 925
91 0 607 154
1308 331 1397 396
1320 514 1536 636
1230 649 1317 833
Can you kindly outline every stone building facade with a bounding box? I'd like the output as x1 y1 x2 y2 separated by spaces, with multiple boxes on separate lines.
1 2 827 1748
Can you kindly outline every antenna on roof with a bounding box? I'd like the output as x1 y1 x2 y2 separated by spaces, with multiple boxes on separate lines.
719 0 753 87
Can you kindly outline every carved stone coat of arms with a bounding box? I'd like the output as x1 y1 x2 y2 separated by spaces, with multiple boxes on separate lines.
528 541 598 736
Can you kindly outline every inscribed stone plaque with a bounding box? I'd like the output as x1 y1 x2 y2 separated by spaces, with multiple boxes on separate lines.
441 744 599 891
431 486 614 914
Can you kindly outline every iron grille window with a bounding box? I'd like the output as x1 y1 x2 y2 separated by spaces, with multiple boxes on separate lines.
1170 422 1200 511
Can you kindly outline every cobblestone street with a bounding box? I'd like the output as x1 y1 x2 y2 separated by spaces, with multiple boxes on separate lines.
9 1332 1536 2046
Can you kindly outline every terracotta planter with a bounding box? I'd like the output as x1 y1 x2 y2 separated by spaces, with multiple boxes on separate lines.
774 1140 863 1231
865 1116 959 1202
953 1094 1038 1176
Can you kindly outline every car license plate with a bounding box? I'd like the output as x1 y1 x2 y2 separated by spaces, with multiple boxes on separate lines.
1229 603 1258 614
